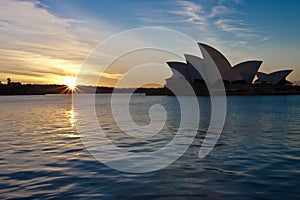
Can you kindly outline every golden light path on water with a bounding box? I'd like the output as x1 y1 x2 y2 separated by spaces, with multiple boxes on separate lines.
67 104 79 138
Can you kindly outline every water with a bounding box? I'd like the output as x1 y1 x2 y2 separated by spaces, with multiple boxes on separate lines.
0 94 299 199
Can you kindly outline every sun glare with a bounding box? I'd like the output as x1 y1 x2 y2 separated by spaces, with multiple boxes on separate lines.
63 77 77 90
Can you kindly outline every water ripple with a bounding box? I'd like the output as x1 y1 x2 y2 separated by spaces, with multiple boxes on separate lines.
0 95 299 199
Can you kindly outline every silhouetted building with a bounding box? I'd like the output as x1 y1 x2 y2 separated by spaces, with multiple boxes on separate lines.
163 43 294 95
255 70 293 85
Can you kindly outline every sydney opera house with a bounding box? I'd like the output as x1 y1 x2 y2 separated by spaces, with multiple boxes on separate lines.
161 43 296 95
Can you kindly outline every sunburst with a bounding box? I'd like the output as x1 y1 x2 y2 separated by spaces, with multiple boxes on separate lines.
62 77 77 91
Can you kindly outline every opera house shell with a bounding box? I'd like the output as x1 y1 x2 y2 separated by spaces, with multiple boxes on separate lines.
256 70 293 85
163 43 294 95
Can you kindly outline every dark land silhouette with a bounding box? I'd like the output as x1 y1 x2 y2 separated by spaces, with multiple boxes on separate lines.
0 80 161 96
1 81 300 96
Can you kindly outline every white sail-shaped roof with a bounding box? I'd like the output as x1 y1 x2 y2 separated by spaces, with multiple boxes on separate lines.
166 43 293 86
198 43 243 81
232 61 262 83
166 62 188 79
184 54 204 81
257 70 293 85
198 45 225 84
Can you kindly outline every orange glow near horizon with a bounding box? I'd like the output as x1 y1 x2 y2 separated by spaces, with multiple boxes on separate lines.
62 77 77 90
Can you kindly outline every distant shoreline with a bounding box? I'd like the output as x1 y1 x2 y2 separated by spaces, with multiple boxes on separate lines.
1 83 300 96
0 84 158 96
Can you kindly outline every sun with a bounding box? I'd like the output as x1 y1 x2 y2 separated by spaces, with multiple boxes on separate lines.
63 77 77 90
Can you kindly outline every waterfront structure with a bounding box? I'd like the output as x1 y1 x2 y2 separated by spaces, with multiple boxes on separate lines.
166 62 189 79
232 61 262 84
166 43 264 85
163 43 294 95
256 70 293 85
198 43 244 82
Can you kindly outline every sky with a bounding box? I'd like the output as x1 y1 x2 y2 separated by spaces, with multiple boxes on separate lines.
0 0 299 86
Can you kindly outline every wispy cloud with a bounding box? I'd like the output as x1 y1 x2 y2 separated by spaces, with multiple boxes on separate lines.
215 19 248 32
261 36 271 42
0 0 120 84
229 40 247 47
214 18 261 40
218 0 243 4
136 0 258 63
141 0 258 45
141 0 269 45
0 0 89 83
173 1 243 24
170 0 207 30
209 5 238 18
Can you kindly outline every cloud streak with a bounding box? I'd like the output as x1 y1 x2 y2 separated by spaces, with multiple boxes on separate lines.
138 0 275 65
174 1 259 41
0 0 122 85
170 0 207 30
140 0 268 45
214 18 261 40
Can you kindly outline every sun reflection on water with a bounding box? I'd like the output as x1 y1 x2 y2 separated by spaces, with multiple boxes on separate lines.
67 105 79 138
70 106 76 128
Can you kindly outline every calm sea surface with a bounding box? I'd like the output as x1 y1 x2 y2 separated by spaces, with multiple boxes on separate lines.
0 94 300 199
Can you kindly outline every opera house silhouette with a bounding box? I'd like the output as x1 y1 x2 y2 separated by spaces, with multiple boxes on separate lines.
160 43 296 96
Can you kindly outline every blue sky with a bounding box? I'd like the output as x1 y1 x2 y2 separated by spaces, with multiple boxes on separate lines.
41 0 300 42
0 0 299 85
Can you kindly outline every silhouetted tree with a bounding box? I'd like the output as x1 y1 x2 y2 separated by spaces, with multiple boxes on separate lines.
7 78 11 85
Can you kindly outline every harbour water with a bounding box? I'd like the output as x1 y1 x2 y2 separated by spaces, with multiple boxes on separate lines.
0 94 300 199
